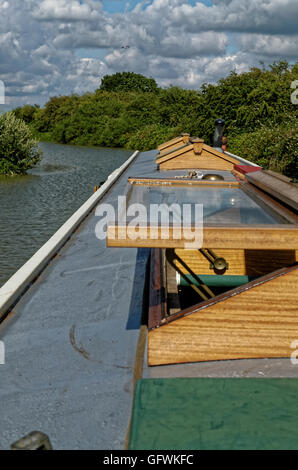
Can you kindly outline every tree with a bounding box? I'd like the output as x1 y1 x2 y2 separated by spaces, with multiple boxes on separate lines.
0 112 42 175
100 72 159 93
13 104 40 124
11 61 298 177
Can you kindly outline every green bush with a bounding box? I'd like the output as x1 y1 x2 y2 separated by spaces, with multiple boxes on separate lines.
13 104 40 124
228 118 298 178
0 112 42 175
15 63 298 177
126 124 180 151
100 72 159 93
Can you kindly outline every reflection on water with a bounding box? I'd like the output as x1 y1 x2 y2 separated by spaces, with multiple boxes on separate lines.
0 142 131 287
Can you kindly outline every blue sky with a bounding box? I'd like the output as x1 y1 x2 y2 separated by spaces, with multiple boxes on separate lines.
0 0 297 108
102 1 149 13
101 0 213 13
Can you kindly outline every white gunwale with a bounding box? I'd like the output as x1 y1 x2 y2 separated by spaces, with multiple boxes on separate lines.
0 151 139 319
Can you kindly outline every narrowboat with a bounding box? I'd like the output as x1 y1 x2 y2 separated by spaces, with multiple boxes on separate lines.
1 120 298 450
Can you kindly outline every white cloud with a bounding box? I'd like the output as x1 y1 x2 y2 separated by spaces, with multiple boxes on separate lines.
158 31 228 58
34 0 103 21
240 34 298 57
170 0 298 35
0 0 297 106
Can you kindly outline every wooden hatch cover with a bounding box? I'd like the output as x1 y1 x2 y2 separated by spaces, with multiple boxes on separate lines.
148 261 298 366
107 172 298 251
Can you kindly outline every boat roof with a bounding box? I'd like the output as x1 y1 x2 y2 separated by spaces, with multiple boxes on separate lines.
0 144 297 449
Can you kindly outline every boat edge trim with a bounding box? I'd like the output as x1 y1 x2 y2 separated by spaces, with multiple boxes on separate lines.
0 150 139 319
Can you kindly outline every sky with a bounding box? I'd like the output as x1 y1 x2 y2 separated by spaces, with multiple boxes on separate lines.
0 0 297 109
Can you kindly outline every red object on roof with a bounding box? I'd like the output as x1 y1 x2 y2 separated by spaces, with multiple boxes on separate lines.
233 164 262 175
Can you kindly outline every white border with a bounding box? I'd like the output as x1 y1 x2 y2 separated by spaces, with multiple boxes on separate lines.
224 150 259 167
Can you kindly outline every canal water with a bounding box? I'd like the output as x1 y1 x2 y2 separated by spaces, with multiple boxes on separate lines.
0 142 132 287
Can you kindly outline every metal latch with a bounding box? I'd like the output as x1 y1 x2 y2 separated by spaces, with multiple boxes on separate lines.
200 249 229 274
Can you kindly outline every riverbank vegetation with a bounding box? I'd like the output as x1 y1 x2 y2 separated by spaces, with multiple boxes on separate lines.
13 63 298 177
0 112 41 175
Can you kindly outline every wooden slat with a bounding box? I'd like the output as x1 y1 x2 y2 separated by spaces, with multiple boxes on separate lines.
157 145 195 165
107 225 298 250
204 145 240 164
265 170 293 184
158 144 190 159
157 136 185 152
246 171 298 211
127 177 239 188
148 265 298 365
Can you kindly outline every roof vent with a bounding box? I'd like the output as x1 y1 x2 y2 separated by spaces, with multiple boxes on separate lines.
213 118 225 147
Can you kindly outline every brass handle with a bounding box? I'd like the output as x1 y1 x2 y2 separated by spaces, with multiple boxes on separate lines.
200 249 229 274
213 257 229 274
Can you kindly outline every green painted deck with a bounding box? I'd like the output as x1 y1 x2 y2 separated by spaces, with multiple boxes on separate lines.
129 378 298 450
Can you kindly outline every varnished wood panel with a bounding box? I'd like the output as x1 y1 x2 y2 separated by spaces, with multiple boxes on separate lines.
245 250 298 276
246 171 298 211
107 225 298 250
159 150 235 171
127 177 239 188
157 144 240 171
174 248 245 275
205 146 240 163
174 249 298 276
265 170 292 183
157 147 195 165
148 266 298 365
158 144 189 159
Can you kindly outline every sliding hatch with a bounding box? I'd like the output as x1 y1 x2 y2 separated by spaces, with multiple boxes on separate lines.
104 135 298 366
107 177 298 250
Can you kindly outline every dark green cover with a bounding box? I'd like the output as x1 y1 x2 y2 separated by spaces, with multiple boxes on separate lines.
179 274 258 288
129 378 298 450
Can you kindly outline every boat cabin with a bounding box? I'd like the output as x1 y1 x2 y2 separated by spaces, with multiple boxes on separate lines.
107 132 298 367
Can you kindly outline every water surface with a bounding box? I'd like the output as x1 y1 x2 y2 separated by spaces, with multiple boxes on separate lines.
0 142 131 287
